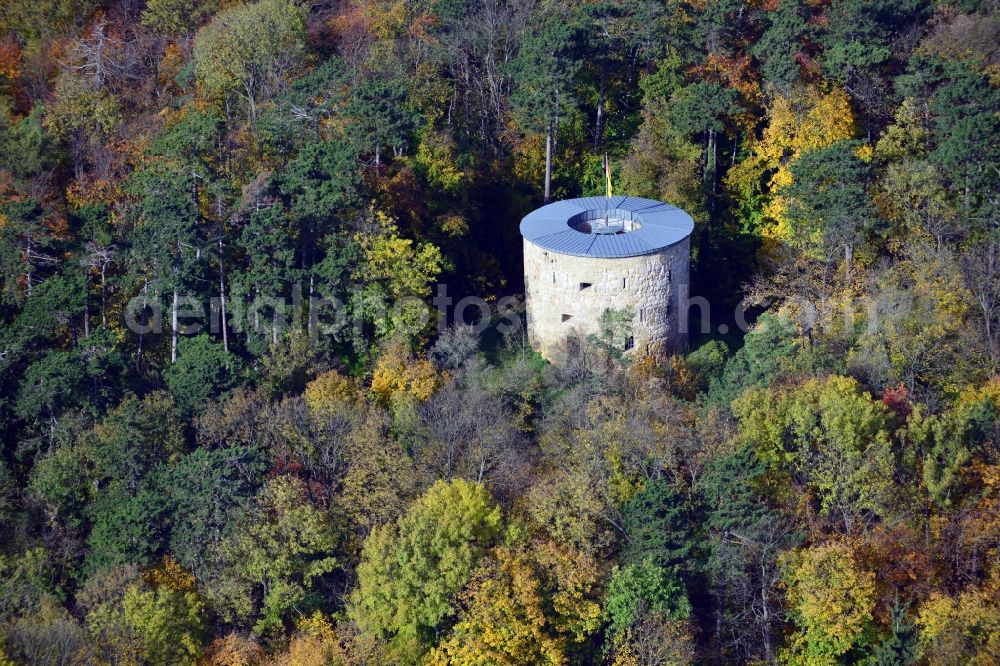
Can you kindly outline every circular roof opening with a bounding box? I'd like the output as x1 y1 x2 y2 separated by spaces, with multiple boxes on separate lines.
567 208 642 235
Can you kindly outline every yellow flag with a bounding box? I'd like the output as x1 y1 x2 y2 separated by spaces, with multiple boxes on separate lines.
604 153 612 198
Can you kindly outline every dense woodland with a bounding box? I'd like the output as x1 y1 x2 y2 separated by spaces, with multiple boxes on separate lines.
1 0 1000 664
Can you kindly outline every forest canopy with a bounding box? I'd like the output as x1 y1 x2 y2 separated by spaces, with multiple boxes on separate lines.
1 0 999 664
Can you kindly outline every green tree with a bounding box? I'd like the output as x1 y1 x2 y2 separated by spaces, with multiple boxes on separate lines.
0 273 87 443
668 82 740 191
685 340 728 390
28 442 90 531
192 0 305 121
786 139 875 270
280 138 361 309
86 485 167 571
81 393 185 571
122 583 206 665
588 307 635 366
163 333 239 416
604 557 691 639
256 57 348 154
0 199 58 306
347 75 417 168
699 444 799 663
510 4 584 201
141 0 218 35
0 548 58 622
621 478 694 575
278 140 360 229
83 392 184 494
349 479 502 652
162 445 266 578
15 350 85 432
734 375 895 532
212 476 339 639
871 601 918 666
926 61 1000 224
753 0 808 94
0 105 58 182
128 158 203 365
619 98 705 220
907 381 1000 507
709 314 798 406
576 0 665 150
817 0 894 85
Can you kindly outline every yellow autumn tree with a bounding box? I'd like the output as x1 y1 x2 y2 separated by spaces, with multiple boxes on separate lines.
269 612 339 666
726 85 855 243
270 611 386 666
916 565 1000 666
779 541 876 665
429 547 564 665
414 129 468 195
144 555 197 594
355 209 443 301
304 369 360 415
429 542 601 665
354 208 444 343
370 338 439 406
532 540 603 643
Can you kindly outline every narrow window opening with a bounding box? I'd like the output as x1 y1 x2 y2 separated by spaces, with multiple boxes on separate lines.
561 314 573 323
579 282 592 291
624 335 635 351
621 277 627 289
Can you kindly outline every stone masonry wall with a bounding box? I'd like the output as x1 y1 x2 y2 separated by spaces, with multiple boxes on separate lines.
523 237 690 362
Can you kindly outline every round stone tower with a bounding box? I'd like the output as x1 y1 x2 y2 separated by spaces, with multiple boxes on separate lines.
520 196 693 362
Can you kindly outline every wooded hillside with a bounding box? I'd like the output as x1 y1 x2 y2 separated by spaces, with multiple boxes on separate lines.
1 0 999 664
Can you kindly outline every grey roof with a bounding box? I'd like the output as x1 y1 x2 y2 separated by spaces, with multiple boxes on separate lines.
519 196 694 258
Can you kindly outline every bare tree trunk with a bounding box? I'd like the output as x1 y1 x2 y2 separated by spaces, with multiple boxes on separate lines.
553 88 560 154
137 276 148 370
307 221 316 337
171 286 179 364
25 237 33 297
544 115 552 203
218 221 229 353
761 561 773 664
100 262 107 327
594 78 605 150
253 288 260 336
308 271 315 338
708 128 717 192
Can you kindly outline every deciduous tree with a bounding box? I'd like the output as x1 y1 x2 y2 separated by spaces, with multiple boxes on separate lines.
349 479 502 653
